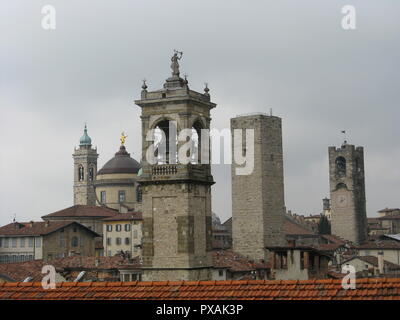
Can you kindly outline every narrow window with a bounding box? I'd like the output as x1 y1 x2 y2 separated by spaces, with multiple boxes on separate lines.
20 238 25 248
336 156 346 176
116 237 122 245
89 166 94 181
125 238 130 245
107 238 111 246
136 185 142 203
116 224 122 232
100 191 106 204
78 165 84 181
71 236 78 247
11 238 17 248
125 224 131 232
118 190 126 204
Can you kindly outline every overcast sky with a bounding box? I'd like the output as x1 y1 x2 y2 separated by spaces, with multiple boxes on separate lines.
0 0 399 226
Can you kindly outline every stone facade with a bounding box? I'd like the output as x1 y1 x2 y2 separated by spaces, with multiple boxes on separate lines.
329 143 367 244
42 223 97 262
134 57 215 281
231 114 286 262
73 144 98 206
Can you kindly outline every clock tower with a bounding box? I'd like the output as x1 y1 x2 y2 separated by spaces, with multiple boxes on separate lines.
329 142 367 244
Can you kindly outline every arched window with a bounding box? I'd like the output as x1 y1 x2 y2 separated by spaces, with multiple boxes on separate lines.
336 183 347 190
78 165 84 181
89 166 94 181
153 120 178 164
71 236 78 247
136 185 142 203
336 157 346 176
191 120 204 164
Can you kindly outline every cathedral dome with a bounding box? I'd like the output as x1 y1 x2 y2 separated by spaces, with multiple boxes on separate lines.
79 125 92 146
97 145 140 175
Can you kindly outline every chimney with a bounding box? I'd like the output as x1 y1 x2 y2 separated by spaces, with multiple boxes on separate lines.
378 252 384 275
29 221 34 227
45 221 50 227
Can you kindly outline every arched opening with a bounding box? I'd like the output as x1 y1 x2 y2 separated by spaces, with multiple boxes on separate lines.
335 156 346 176
78 165 84 181
336 183 347 190
153 120 178 164
89 166 94 181
190 120 203 164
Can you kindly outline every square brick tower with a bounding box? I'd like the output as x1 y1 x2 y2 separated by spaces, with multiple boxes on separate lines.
231 114 286 262
134 53 215 281
329 142 367 244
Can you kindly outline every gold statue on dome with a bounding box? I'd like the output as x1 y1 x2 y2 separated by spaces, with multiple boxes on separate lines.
120 132 128 145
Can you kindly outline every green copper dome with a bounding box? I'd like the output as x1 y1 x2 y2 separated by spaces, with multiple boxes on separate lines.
79 124 92 146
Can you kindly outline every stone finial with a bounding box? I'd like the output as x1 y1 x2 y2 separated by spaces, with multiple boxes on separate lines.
142 79 148 91
204 83 210 96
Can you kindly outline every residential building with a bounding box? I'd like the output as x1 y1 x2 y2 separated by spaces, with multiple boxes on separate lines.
41 205 117 236
102 212 142 258
340 255 400 277
268 244 332 280
0 221 100 263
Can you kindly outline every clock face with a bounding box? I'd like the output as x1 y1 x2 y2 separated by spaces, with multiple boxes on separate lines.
337 194 348 207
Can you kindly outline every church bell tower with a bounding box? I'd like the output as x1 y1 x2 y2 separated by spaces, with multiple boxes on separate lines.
135 52 215 281
329 141 367 244
73 125 98 206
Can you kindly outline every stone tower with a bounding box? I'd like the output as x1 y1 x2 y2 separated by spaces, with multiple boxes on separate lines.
231 114 286 262
329 142 367 244
134 53 215 281
73 125 98 206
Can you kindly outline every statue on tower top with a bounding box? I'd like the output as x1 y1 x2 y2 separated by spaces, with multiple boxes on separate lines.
171 50 183 77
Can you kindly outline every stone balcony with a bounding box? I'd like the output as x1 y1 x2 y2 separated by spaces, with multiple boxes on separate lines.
140 164 213 184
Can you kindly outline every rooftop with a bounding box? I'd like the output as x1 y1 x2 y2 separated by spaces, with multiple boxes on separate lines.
2 278 400 300
102 212 142 222
343 256 400 271
213 250 269 272
97 145 140 175
0 221 99 237
42 205 118 219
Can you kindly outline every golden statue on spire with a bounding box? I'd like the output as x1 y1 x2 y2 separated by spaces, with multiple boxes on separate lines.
120 132 128 145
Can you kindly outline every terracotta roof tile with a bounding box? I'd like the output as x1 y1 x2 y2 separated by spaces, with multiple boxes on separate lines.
42 205 117 219
0 221 96 237
2 278 400 300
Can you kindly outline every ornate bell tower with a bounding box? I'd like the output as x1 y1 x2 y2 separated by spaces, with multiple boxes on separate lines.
73 125 98 206
135 52 216 281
